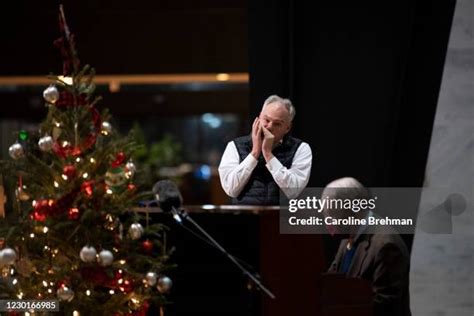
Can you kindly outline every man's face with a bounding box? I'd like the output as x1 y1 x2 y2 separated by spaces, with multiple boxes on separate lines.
259 102 291 143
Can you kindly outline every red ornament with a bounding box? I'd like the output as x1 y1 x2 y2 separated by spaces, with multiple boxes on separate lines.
31 199 55 221
127 183 136 192
32 210 47 222
63 164 76 178
81 181 94 197
111 152 126 168
71 147 82 156
142 239 153 253
68 207 80 220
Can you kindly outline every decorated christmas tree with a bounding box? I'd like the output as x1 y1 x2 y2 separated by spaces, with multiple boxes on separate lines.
0 6 173 315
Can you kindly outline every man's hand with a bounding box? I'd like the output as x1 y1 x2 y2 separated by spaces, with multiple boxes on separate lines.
251 117 262 159
262 126 275 162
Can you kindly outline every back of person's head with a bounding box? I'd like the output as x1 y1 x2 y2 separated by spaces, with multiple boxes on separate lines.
262 95 296 122
323 177 371 200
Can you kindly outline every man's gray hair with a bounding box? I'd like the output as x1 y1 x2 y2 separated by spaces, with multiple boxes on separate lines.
322 177 372 201
262 95 296 122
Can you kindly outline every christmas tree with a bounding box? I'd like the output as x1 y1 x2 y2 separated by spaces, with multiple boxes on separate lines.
0 6 173 315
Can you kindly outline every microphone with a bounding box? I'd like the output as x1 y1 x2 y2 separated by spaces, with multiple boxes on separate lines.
152 180 183 224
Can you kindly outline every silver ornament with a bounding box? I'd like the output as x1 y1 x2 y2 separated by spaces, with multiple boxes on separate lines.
15 186 30 201
8 142 24 160
79 246 97 263
38 134 54 152
145 272 157 286
101 121 112 136
43 85 59 104
128 223 144 240
125 160 136 179
156 276 173 293
0 248 17 265
57 286 74 302
98 249 114 267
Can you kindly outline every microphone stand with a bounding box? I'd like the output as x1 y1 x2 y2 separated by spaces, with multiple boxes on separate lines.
175 207 276 300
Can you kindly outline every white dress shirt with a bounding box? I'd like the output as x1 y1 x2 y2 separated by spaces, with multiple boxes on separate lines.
218 141 312 199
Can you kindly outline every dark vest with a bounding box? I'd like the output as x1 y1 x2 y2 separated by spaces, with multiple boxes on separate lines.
232 135 302 205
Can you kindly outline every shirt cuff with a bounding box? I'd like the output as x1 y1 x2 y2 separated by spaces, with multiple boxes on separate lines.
265 156 283 173
242 153 258 170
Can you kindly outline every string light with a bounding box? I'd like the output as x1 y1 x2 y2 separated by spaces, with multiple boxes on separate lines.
48 288 53 294
54 181 59 188
109 290 115 295
61 174 68 181
119 260 126 265
86 290 91 296
90 158 96 164
17 291 24 299
43 226 49 234
106 188 113 195
12 278 18 285
82 172 89 179
29 233 35 238
73 311 80 316
43 281 48 287
75 157 82 163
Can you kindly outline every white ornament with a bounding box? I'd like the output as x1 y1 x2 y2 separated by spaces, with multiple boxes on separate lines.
0 248 17 265
98 249 114 266
57 286 74 302
145 272 157 286
8 142 24 160
128 223 144 240
156 275 173 293
38 135 54 152
43 85 59 104
79 246 97 263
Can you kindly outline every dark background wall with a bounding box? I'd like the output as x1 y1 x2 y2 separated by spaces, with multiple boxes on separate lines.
1 0 248 76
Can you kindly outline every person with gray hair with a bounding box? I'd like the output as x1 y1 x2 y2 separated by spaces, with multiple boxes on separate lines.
218 94 312 205
324 177 411 316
